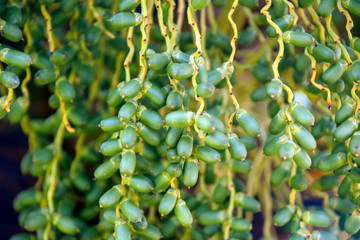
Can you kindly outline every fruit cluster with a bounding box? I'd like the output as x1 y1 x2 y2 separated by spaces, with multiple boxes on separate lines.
4 0 360 239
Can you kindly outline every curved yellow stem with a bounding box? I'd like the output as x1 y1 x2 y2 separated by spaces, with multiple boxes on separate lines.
325 14 353 65
124 27 135 82
304 48 332 109
40 5 55 52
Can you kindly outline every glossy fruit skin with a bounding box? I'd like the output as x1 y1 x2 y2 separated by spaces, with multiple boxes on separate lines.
293 148 312 169
317 153 347 172
278 141 296 160
350 132 360 157
266 15 294 38
290 102 315 126
99 117 125 132
154 171 171 193
230 159 252 174
119 150 136 176
308 44 336 63
120 199 143 223
236 109 261 137
198 210 226 225
109 12 143 29
302 210 332 227
166 90 183 110
118 0 140 11
121 124 138 149
177 132 194 159
345 215 360 235
137 122 161 146
94 155 120 180
99 185 125 208
120 78 142 99
348 168 360 183
0 20 22 42
264 135 288 156
271 160 291 186
273 205 296 227
329 197 355 213
196 113 216 133
99 139 122 156
34 69 56 85
0 48 31 69
269 109 287 134
55 78 76 101
208 67 226 85
342 0 360 17
238 0 258 8
322 60 348 84
24 209 47 231
290 174 308 191
283 31 314 47
333 117 358 142
175 199 193 227
53 215 78 235
167 63 194 80
235 193 261 212
183 159 199 188
165 111 195 128
115 218 131 240
290 124 316 151
190 0 210 10
335 101 355 124
118 101 137 121
204 131 229 150
267 78 282 100
0 71 20 88
228 133 247 160
196 146 221 163
127 174 154 193
298 0 316 8
230 218 252 232
317 0 336 17
148 52 170 72
197 82 215 98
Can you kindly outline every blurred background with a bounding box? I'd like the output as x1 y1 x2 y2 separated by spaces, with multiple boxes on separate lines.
0 122 33 239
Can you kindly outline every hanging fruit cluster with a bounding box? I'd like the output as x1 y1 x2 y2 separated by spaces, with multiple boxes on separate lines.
4 0 360 239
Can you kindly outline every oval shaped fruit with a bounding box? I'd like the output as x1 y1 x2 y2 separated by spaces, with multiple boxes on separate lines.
290 124 316 151
183 158 199 188
159 188 179 216
196 146 221 163
271 161 291 186
175 199 193 227
236 109 261 137
120 199 143 223
167 63 194 80
273 205 296 227
267 78 282 100
290 102 315 126
177 132 194 159
204 131 229 150
228 133 247 160
302 210 332 228
283 31 314 47
234 192 261 212
333 117 358 142
165 111 195 128
290 174 308 191
317 152 347 172
197 82 215 98
198 210 225 225
109 12 142 29
0 71 20 88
